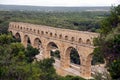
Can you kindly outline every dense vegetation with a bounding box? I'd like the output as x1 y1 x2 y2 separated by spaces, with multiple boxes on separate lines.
0 34 86 80
0 10 109 34
1 4 120 80
93 5 120 79
0 6 109 80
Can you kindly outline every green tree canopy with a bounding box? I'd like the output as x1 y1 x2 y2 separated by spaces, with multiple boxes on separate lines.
93 5 120 79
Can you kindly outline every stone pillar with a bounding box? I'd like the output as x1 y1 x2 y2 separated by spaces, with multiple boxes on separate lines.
59 44 70 69
84 64 91 77
80 57 92 78
42 45 51 59
60 53 69 68
20 33 27 47
22 38 28 48
31 41 35 48
30 37 35 48
57 47 68 76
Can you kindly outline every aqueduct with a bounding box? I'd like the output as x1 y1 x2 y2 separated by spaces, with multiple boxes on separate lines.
8 22 99 79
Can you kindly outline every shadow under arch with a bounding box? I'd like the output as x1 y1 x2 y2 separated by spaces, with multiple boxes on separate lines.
46 42 60 59
86 39 91 44
24 35 31 47
14 32 21 42
65 46 81 68
34 38 42 49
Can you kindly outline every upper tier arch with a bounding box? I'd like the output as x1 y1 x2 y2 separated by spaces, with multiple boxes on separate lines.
9 22 99 45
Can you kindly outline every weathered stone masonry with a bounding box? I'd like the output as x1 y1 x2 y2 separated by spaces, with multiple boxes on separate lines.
8 22 99 79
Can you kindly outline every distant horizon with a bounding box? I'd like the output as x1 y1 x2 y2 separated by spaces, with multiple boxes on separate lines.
0 4 112 7
0 0 119 7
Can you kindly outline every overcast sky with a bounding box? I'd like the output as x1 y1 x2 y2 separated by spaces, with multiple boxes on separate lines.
0 0 119 6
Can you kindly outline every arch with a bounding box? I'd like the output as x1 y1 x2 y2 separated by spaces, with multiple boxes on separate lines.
50 32 52 37
34 38 42 49
59 34 62 39
86 39 91 44
71 37 75 41
18 25 19 29
15 32 20 39
15 25 16 28
20 27 22 30
65 35 68 40
78 38 82 43
46 32 48 34
55 33 57 38
34 29 36 32
41 31 44 35
26 28 28 30
24 35 31 46
14 32 21 42
65 47 81 68
46 42 60 59
37 30 40 34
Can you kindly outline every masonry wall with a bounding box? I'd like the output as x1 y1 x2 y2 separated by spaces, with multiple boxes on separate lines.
8 22 99 79
9 22 98 45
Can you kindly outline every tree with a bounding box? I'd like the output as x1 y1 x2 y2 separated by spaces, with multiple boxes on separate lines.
0 33 87 80
0 34 40 80
37 58 58 80
0 34 14 45
25 45 39 63
109 59 120 79
93 5 120 79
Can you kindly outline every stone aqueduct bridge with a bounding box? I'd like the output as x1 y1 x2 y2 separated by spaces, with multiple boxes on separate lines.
8 22 98 79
